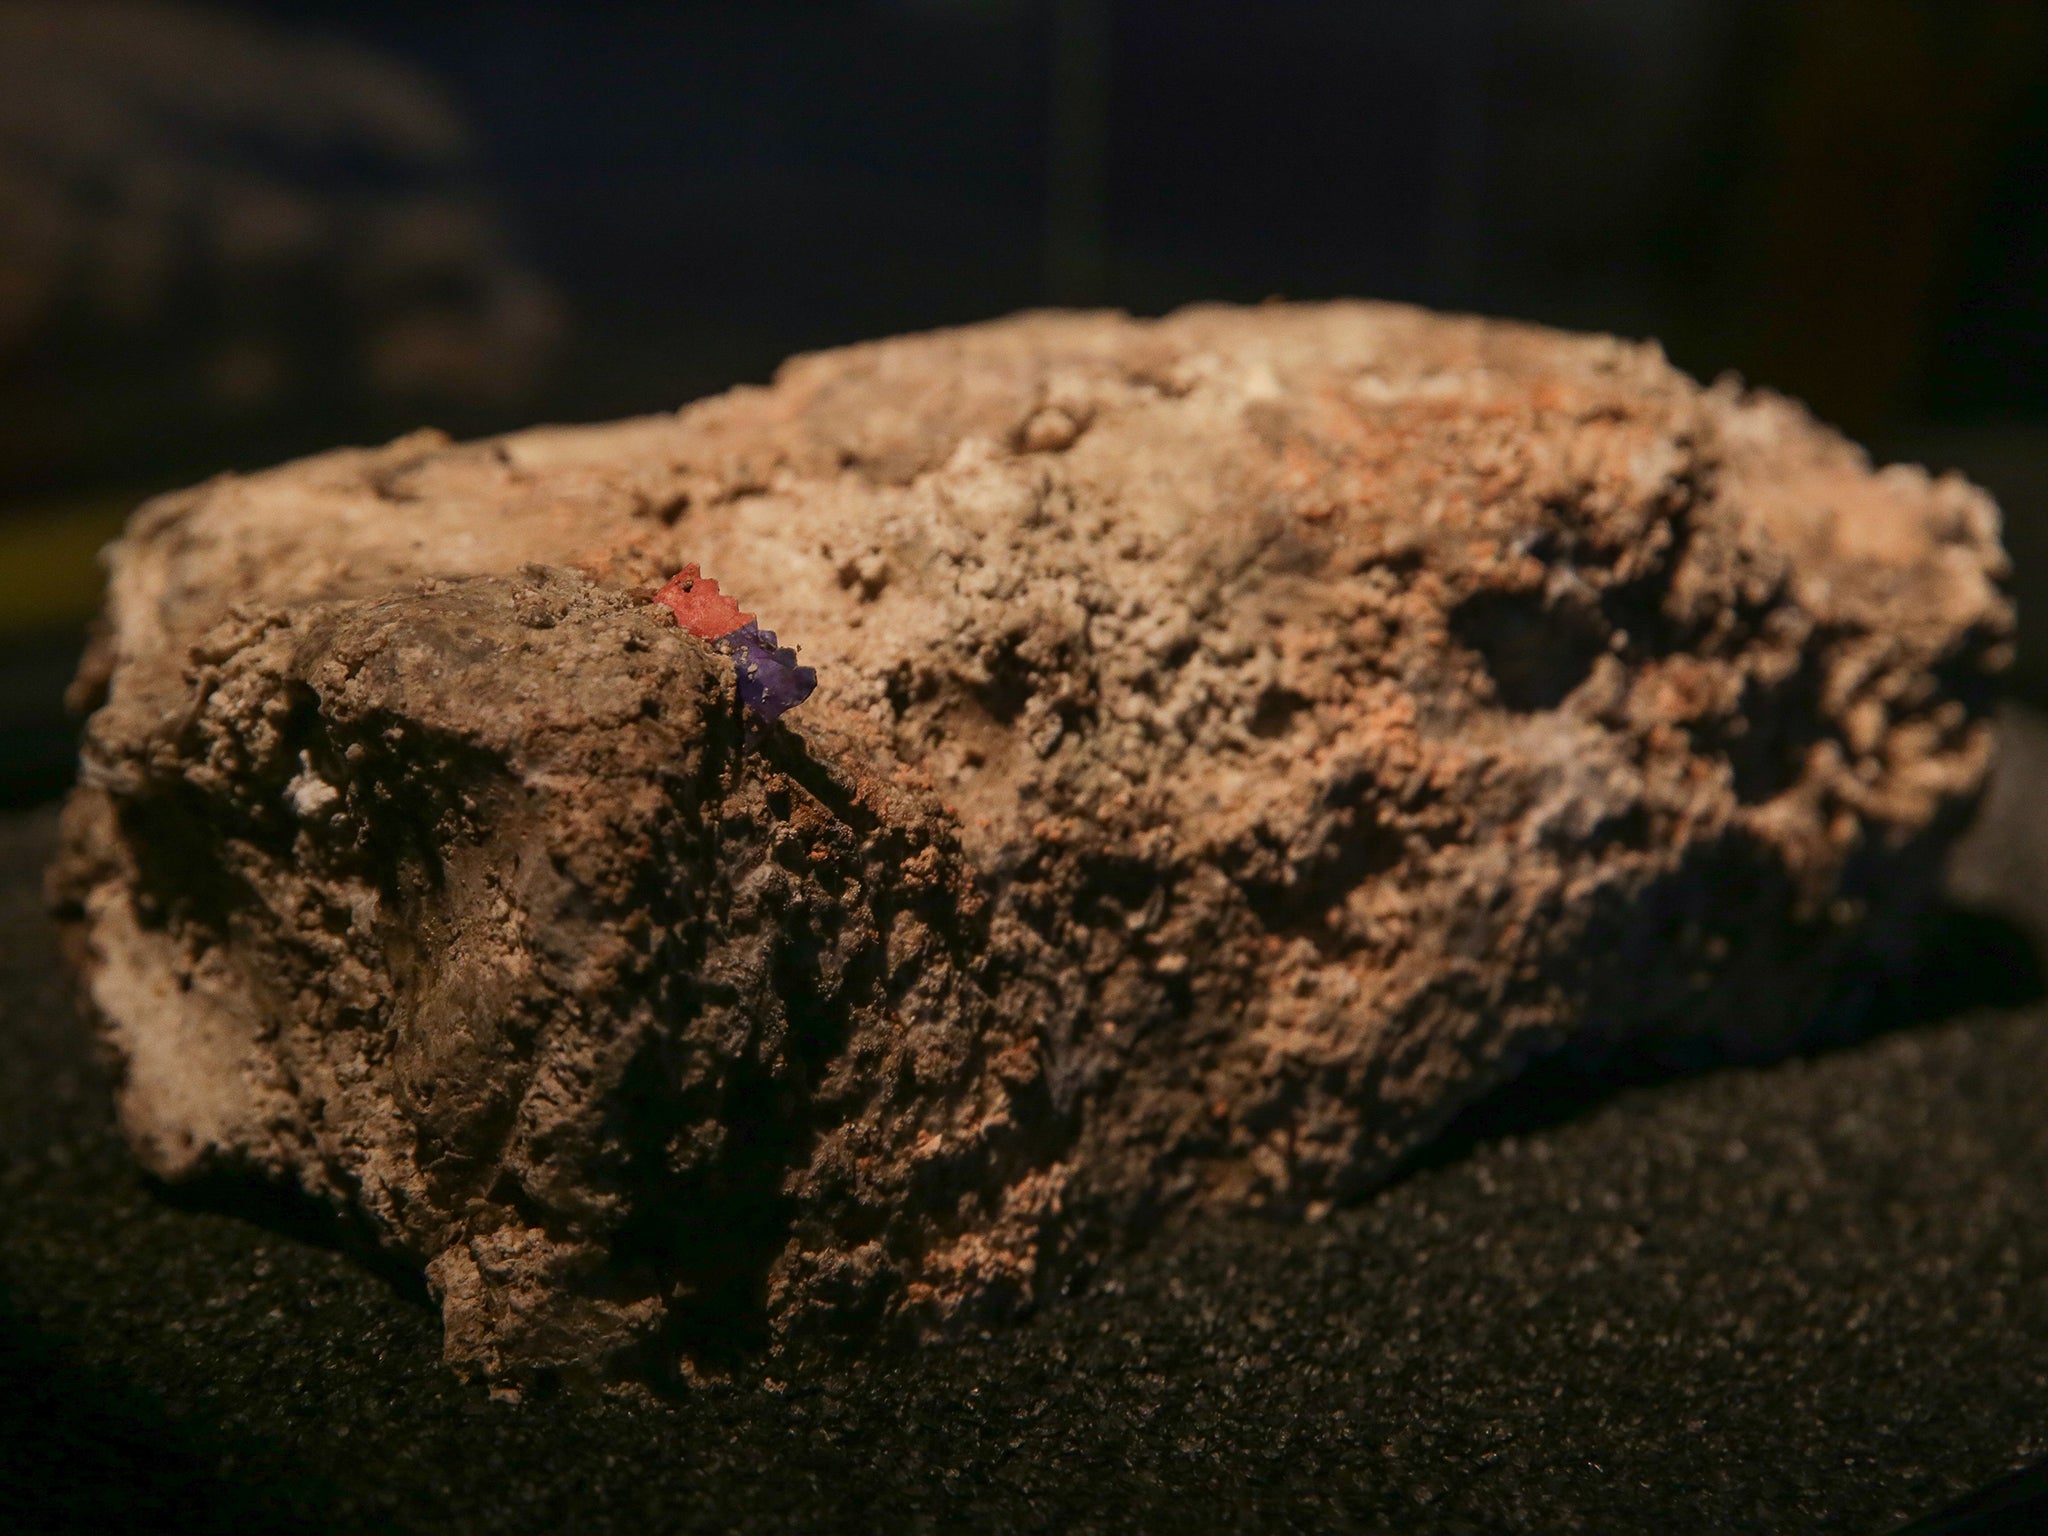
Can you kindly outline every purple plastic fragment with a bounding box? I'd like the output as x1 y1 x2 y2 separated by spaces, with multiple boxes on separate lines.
719 621 818 723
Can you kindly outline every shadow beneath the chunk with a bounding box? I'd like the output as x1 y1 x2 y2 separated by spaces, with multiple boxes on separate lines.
1400 900 2044 1183
149 1171 434 1313
1891 1449 2048 1535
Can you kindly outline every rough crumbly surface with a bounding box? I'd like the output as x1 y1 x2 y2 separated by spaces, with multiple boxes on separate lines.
48 303 2012 1391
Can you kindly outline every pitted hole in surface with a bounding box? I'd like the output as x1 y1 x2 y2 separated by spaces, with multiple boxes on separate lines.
1238 805 1405 958
1249 686 1313 740
973 636 1035 726
1448 588 1606 712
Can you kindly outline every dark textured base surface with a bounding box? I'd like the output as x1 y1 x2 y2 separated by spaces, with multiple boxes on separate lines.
6 800 2048 1536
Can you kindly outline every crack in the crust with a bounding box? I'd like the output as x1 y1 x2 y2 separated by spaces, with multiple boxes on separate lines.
607 795 895 1374
1234 808 1406 959
755 728 881 835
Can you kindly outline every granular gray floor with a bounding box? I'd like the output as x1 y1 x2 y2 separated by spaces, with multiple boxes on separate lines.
4 789 2047 1535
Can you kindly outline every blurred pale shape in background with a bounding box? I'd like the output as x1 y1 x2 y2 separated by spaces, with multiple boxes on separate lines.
0 0 560 486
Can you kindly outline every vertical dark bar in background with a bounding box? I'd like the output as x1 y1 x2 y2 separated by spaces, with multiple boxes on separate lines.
1046 0 1112 305
1736 0 2048 441
1425 0 1495 312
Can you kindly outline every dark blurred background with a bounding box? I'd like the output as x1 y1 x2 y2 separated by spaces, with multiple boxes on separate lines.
4 0 2047 806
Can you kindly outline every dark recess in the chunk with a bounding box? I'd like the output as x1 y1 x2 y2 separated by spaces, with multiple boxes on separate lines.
1449 589 1607 711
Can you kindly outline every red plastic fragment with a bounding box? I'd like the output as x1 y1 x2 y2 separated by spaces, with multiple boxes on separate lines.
654 562 753 640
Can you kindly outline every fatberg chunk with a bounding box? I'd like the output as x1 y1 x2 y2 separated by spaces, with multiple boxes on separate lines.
50 304 2012 1391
